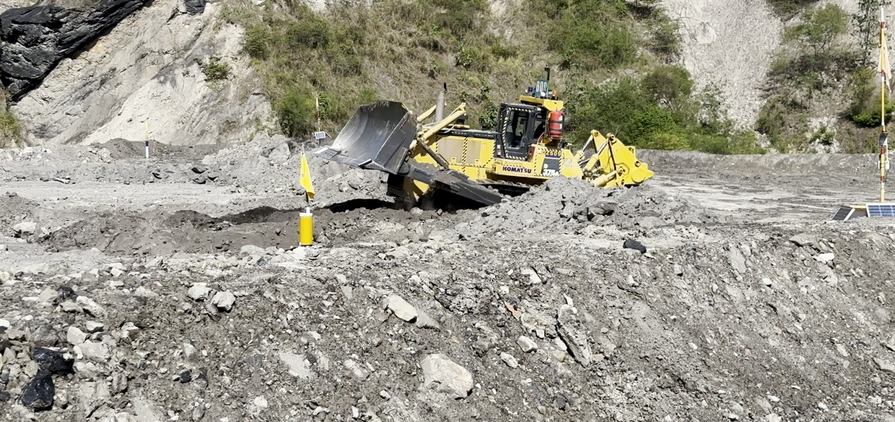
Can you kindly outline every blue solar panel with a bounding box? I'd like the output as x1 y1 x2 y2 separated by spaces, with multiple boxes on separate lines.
866 203 895 218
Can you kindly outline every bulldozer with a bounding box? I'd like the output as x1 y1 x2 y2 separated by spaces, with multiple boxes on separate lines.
314 70 654 208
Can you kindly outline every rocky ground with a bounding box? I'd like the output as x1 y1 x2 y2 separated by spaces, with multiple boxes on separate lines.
3 136 895 422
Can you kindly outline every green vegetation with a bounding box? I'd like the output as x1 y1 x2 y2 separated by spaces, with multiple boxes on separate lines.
784 4 848 56
0 108 23 148
847 67 894 126
566 67 763 154
767 0 821 18
199 56 231 88
853 0 893 67
757 3 855 152
224 0 755 154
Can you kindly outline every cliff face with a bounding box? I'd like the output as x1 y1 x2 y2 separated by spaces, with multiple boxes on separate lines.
1 0 271 146
659 0 783 128
0 0 149 99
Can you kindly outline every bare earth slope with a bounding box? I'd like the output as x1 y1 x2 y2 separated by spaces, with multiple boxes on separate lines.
2 138 895 421
659 0 782 128
5 0 272 146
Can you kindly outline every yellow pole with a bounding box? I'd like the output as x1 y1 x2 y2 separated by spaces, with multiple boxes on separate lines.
882 9 889 202
299 206 313 246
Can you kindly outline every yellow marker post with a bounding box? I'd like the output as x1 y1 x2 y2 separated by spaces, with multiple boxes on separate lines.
880 7 892 202
299 152 315 246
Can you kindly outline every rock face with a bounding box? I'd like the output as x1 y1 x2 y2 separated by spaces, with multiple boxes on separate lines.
8 0 272 146
0 0 148 99
659 0 782 127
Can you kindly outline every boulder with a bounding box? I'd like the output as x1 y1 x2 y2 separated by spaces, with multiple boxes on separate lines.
420 354 473 399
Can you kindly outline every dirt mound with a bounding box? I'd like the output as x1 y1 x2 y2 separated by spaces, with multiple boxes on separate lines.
0 192 40 235
199 132 388 203
442 178 722 241
97 139 222 160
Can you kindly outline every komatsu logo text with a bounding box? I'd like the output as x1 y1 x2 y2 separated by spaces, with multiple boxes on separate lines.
501 165 533 174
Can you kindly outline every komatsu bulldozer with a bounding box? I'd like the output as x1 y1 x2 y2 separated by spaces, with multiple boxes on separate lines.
315 71 654 208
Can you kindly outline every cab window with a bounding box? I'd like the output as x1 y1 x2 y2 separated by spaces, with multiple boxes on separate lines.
503 110 529 148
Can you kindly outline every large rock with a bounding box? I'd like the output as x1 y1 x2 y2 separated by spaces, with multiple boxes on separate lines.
420 354 473 399
20 370 54 410
183 0 205 14
278 352 312 379
385 294 417 322
556 304 594 368
13 221 36 236
0 0 149 99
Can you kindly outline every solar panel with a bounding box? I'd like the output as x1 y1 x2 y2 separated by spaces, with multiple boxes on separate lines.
866 203 895 218
831 206 855 221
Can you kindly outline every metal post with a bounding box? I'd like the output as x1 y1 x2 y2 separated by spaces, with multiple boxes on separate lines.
144 123 150 160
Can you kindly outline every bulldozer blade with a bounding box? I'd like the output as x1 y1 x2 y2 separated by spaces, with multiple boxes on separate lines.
402 162 503 206
314 100 417 174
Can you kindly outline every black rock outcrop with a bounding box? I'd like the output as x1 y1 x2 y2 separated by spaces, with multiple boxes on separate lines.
184 0 206 15
0 0 148 100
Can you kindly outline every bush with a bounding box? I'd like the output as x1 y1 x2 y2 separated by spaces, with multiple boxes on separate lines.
490 43 518 60
848 67 894 127
285 14 331 50
425 0 487 40
784 4 848 55
0 109 22 147
199 56 231 83
648 13 682 57
552 24 637 70
566 72 763 154
767 0 821 18
276 87 317 137
243 25 271 59
642 65 693 103
455 45 490 71
537 0 640 70
756 94 809 152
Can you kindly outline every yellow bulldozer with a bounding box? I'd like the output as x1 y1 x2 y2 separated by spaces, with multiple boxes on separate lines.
315 71 654 208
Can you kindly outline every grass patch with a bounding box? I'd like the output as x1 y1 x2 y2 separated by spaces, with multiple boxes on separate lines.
0 108 23 148
199 56 231 89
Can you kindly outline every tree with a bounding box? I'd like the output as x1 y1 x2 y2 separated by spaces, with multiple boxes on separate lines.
785 4 849 56
853 0 893 67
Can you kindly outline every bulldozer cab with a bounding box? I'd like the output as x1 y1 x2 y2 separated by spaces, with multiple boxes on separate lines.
496 103 543 160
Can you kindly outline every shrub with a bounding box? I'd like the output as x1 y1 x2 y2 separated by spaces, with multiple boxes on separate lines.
784 4 848 56
566 71 762 154
848 67 895 127
0 109 22 147
276 87 317 137
424 0 487 40
552 24 637 70
756 94 810 151
648 13 682 57
642 65 693 103
286 17 330 50
490 43 518 60
199 56 231 83
455 45 490 71
243 25 271 59
540 0 640 70
767 0 821 18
